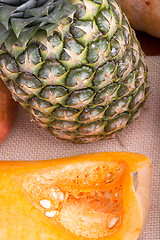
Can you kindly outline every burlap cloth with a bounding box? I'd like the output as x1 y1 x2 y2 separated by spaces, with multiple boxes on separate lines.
0 56 159 239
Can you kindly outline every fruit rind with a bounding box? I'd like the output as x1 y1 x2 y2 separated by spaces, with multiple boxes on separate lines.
0 0 148 143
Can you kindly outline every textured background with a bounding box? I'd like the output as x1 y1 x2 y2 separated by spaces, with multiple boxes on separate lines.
0 56 159 240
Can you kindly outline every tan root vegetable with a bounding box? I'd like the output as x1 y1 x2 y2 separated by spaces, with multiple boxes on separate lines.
117 0 160 38
0 78 18 143
0 152 151 240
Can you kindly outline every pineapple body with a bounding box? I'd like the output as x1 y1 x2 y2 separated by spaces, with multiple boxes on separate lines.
0 0 148 143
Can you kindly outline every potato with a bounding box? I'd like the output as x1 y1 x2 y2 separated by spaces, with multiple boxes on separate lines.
0 78 18 143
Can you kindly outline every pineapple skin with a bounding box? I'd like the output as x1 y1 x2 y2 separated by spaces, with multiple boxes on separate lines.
0 0 148 143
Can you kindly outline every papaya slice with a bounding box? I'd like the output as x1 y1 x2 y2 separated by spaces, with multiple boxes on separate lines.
0 152 151 240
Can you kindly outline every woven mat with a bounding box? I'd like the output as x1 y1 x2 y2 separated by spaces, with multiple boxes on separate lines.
0 56 159 240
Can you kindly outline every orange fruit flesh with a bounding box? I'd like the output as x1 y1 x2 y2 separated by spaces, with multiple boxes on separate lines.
22 161 125 239
0 152 151 240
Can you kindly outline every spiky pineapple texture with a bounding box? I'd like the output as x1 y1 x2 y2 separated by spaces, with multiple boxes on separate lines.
0 0 75 46
0 0 148 143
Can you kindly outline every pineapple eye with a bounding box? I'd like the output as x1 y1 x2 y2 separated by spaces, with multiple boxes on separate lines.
50 120 79 132
117 85 128 97
78 120 104 135
93 61 116 87
129 84 146 110
121 20 131 46
52 107 79 121
40 86 68 99
65 66 93 87
94 83 119 105
17 43 42 65
28 96 53 114
40 85 68 105
74 4 86 19
38 61 66 79
64 38 84 55
117 50 132 78
87 39 109 64
17 73 42 89
66 88 94 109
105 96 132 120
105 112 130 134
0 54 19 73
70 24 86 39
117 72 136 97
79 106 105 123
48 33 62 48
96 10 111 35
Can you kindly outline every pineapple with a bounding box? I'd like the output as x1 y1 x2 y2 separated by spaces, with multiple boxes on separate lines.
0 0 148 143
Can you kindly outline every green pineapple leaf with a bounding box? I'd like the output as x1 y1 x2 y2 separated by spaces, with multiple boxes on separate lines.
0 5 15 29
11 17 36 37
19 24 41 46
0 23 10 46
0 0 75 46
4 30 18 50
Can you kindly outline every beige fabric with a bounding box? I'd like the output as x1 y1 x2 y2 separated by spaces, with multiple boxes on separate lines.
0 56 159 239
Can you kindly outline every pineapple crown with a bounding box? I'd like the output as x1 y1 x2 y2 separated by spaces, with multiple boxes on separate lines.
0 0 75 47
